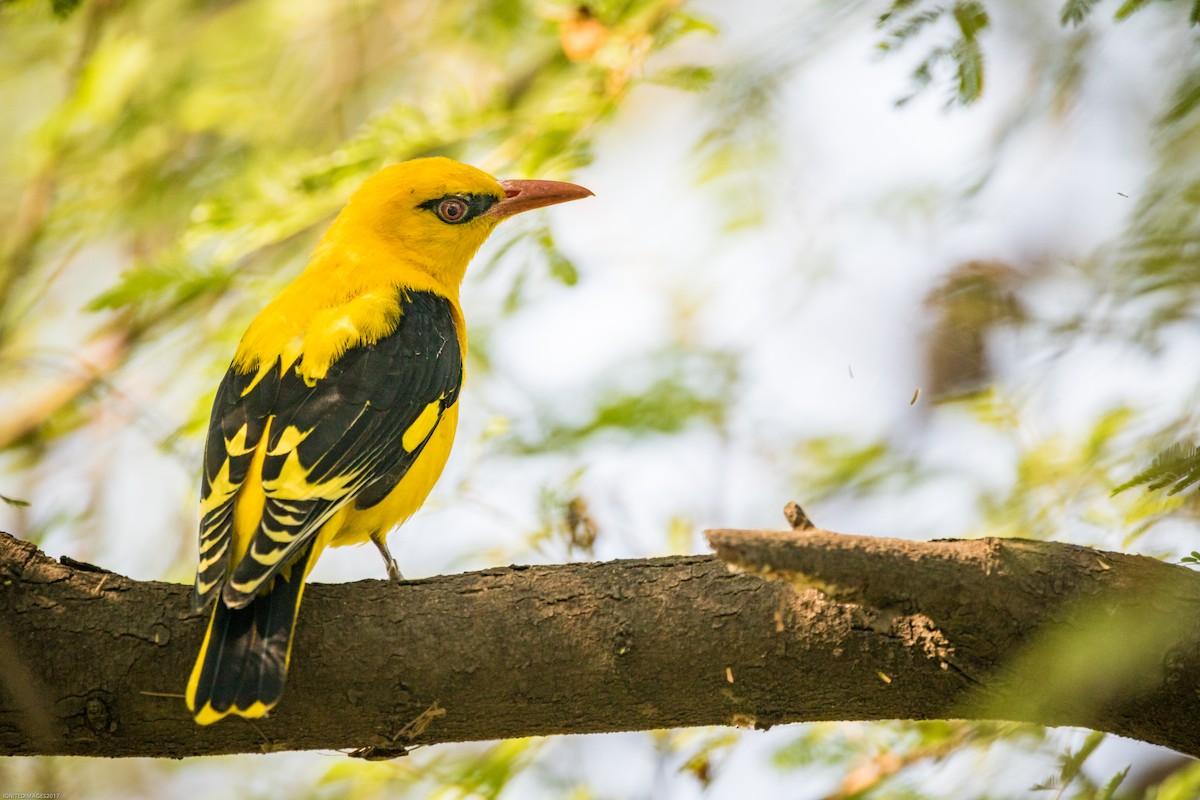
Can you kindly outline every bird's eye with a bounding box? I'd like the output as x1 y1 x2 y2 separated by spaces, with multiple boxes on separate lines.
436 197 470 224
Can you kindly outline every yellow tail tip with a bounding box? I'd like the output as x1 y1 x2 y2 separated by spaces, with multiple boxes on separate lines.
190 699 274 726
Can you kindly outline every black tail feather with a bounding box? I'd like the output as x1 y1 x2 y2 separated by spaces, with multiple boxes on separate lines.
188 541 315 723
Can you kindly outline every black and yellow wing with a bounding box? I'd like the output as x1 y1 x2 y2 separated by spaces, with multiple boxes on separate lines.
192 288 463 610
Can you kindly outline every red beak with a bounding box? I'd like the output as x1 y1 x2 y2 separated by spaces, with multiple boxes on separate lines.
489 179 594 220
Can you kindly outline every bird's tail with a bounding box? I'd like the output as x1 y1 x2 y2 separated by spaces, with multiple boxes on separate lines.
186 542 317 725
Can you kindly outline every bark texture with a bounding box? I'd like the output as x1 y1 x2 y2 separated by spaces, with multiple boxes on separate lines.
2 528 1199 759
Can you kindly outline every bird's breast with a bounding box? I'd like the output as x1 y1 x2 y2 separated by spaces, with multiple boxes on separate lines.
330 401 461 547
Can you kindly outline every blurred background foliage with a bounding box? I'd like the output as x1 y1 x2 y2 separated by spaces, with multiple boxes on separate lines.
3 0 1200 796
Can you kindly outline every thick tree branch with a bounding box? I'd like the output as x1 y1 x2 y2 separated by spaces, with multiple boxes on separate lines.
2 527 1199 759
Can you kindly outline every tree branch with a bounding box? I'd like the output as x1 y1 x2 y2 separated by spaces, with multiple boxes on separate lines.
2 526 1199 759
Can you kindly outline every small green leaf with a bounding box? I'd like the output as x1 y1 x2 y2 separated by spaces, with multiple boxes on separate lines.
508 351 735 454
502 266 528 316
952 1 990 38
671 11 719 37
546 252 578 286
0 493 31 508
536 227 579 286
1114 0 1153 20
1033 730 1106 795
1060 0 1102 26
952 37 985 104
50 0 84 18
878 0 921 26
1099 766 1130 800
650 65 715 92
1113 442 1200 496
655 11 719 47
88 257 231 315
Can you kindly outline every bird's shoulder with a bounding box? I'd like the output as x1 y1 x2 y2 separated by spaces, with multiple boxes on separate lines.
233 274 462 385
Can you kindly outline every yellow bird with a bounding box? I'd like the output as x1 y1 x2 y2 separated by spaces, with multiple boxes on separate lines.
186 157 592 724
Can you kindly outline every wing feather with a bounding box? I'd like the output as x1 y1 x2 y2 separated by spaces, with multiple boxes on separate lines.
193 362 276 608
194 289 463 608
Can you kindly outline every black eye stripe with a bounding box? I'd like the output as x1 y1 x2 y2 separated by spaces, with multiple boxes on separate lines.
418 193 500 224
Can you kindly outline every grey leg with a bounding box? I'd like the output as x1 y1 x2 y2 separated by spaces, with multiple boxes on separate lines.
371 533 404 582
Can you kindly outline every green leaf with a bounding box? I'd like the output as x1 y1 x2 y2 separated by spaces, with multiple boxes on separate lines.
508 350 736 454
878 0 921 26
1060 0 1102 26
546 251 579 286
773 725 858 770
537 228 580 286
952 37 985 104
1157 762 1200 799
87 256 231 315
0 493 30 508
654 10 719 47
1113 442 1200 496
878 2 989 105
502 266 528 316
952 1 989 38
878 8 944 48
1114 0 1153 20
950 2 988 104
650 65 716 92
792 436 924 502
50 0 84 18
1098 766 1130 800
1032 730 1106 795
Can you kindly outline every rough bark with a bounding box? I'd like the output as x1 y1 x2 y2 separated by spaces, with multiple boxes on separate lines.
2 527 1199 759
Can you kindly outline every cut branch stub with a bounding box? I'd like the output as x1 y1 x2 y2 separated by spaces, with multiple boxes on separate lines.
782 501 815 531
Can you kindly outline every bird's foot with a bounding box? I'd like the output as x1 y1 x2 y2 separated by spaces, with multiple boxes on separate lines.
386 559 404 583
371 535 405 583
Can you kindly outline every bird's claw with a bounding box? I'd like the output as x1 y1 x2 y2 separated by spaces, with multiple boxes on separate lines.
372 535 404 582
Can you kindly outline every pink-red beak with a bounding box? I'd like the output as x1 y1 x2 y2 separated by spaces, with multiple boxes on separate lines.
489 179 594 220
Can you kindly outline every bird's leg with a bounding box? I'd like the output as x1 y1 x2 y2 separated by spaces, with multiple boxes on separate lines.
371 533 404 582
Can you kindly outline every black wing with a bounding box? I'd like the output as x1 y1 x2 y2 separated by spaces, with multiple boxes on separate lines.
193 289 463 610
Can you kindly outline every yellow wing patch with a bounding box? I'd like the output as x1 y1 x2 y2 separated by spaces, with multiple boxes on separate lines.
199 458 239 518
261 449 365 500
224 423 255 456
268 424 311 457
402 399 444 452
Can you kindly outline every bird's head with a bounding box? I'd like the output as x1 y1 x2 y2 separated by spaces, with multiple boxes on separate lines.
331 156 592 291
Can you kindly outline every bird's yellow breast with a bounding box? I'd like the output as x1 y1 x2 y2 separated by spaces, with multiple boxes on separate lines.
329 401 460 548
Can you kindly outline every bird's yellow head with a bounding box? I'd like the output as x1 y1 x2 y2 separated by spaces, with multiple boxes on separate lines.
327 156 592 292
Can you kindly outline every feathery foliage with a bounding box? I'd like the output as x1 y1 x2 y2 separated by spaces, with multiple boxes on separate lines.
1113 442 1200 496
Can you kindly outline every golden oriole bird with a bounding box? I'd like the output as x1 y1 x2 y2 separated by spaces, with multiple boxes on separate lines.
186 157 592 724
